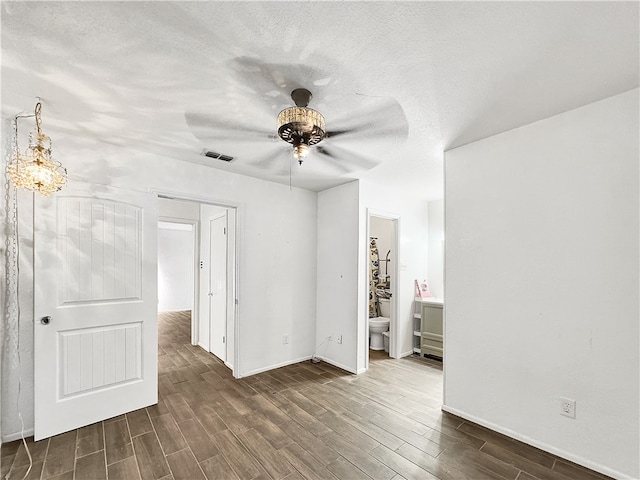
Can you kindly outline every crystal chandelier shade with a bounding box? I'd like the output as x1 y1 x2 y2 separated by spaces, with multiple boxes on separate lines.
6 103 67 196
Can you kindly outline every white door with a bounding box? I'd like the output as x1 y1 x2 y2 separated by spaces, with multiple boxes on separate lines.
34 182 158 440
208 213 227 361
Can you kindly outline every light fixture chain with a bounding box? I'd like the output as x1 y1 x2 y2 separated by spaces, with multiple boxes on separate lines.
12 115 20 159
3 118 20 371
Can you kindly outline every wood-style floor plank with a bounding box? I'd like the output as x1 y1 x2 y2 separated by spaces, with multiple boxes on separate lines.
74 450 106 480
150 414 188 456
127 408 154 438
369 444 439 480
281 443 339 480
213 429 267 480
177 418 220 463
107 456 142 480
42 430 77 478
2 311 614 480
104 419 134 466
199 453 241 480
238 429 294 480
131 431 171 480
165 449 206 480
322 432 396 480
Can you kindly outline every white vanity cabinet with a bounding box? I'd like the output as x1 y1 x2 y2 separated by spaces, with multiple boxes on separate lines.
421 299 443 358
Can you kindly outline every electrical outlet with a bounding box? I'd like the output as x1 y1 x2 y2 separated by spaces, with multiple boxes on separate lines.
283 334 289 345
560 397 576 419
337 335 343 344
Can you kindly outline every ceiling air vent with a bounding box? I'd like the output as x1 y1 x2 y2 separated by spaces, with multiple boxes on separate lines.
203 150 234 162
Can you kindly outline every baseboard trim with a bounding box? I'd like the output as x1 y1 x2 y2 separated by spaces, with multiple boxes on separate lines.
315 356 358 375
2 428 35 443
399 349 415 358
441 405 632 480
238 355 313 378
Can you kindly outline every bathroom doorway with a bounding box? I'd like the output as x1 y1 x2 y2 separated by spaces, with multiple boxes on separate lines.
366 211 399 369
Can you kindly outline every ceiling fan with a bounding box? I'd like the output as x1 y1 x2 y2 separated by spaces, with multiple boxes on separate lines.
277 87 325 165
185 59 409 175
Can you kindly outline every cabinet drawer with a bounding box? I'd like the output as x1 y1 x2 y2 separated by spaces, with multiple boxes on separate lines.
421 335 443 358
421 304 443 336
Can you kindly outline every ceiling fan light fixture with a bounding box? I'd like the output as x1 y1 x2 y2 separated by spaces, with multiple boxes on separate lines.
292 143 310 164
277 104 325 165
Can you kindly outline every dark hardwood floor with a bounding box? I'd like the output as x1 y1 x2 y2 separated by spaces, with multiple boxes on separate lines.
1 311 612 480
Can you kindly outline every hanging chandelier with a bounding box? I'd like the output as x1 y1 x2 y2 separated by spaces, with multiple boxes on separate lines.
6 102 67 195
277 89 326 165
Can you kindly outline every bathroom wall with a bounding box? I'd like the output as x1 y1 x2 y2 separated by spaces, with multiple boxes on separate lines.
1 141 318 439
316 181 360 373
157 223 194 312
369 216 394 291
444 89 639 478
427 199 444 299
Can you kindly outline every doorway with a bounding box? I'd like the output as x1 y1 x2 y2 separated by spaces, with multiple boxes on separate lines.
366 211 399 369
157 195 238 376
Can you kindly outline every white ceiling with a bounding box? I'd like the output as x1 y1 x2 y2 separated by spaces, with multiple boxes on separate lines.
2 2 638 200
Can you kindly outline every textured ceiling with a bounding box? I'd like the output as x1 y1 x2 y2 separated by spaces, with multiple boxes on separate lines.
2 2 638 200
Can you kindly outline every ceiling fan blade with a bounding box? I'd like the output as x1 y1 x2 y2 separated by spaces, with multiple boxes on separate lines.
185 111 276 143
313 146 352 174
315 144 380 172
326 96 409 141
249 147 289 171
229 57 331 107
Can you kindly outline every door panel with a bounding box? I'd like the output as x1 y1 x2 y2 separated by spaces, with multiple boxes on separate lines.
34 182 158 440
209 214 227 361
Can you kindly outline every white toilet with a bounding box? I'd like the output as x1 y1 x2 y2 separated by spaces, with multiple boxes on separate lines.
370 297 390 350
379 297 390 317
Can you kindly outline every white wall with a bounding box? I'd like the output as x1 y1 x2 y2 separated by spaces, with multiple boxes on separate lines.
444 89 639 479
316 181 360 373
1 143 318 439
0 183 34 444
158 223 194 312
427 199 444 299
359 182 429 364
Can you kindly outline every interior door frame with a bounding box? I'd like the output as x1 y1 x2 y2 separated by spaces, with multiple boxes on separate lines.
365 209 400 371
152 188 241 379
157 216 199 344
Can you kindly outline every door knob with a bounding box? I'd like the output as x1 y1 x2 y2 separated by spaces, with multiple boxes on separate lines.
41 316 51 325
